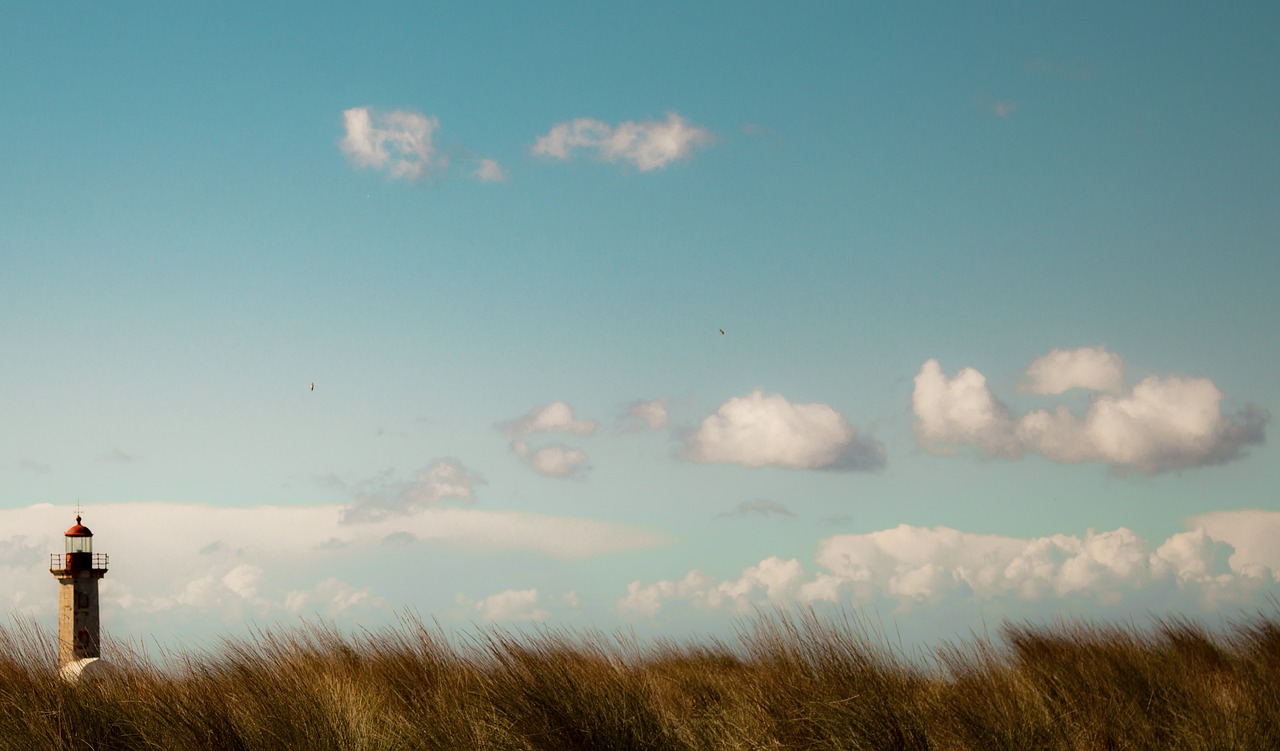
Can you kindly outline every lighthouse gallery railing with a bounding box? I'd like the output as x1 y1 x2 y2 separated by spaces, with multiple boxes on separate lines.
49 553 109 571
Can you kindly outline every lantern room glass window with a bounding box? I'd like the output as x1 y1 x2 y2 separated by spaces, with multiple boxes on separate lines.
66 536 92 553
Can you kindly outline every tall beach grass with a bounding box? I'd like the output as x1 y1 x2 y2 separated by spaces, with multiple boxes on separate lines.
0 607 1277 750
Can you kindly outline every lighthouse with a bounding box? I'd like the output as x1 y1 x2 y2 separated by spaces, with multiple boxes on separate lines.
49 514 109 668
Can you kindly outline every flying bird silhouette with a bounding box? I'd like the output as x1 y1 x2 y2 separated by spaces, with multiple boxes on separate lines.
719 328 725 335
310 383 315 391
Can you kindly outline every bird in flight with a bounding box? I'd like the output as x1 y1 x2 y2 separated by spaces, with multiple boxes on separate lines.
719 328 725 335
310 382 315 391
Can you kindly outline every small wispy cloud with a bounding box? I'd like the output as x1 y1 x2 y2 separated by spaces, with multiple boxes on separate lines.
472 158 508 183
99 448 135 463
975 89 1019 119
19 458 50 473
340 106 446 181
532 112 713 171
716 499 796 521
622 399 669 431
511 440 590 479
499 401 598 436
381 531 417 547
341 458 483 523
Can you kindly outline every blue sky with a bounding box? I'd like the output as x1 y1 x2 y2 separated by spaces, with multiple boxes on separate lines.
2 1 1278 650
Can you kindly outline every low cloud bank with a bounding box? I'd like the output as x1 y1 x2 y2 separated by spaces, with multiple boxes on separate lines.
618 512 1280 618
0 502 669 632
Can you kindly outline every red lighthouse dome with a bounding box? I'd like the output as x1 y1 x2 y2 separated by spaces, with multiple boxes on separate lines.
65 516 92 537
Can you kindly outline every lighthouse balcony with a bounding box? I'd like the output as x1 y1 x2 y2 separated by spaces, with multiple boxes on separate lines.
49 553 109 573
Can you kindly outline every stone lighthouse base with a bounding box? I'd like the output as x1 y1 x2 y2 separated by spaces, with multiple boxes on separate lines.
59 657 113 685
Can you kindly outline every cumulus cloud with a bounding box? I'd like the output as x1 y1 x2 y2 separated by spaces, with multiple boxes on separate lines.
459 588 549 623
913 360 1020 457
623 399 669 431
221 564 262 600
341 458 483 523
473 158 507 183
532 112 713 171
499 401 598 436
913 354 1267 472
1021 378 1267 471
683 390 884 471
284 578 383 618
619 557 815 617
715 499 796 520
1187 509 1280 576
511 440 590 479
617 520 1279 619
1152 529 1236 583
340 106 445 181
1023 346 1125 395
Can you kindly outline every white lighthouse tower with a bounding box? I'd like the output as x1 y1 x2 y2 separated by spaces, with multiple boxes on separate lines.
49 514 109 670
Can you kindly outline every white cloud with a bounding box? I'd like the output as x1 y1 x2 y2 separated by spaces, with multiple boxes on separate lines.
284 577 382 617
473 158 507 183
1152 529 1235 583
1025 376 1266 471
618 520 1279 619
499 401 598 436
340 106 445 181
913 359 1021 457
532 112 713 171
461 588 549 622
618 570 715 618
618 556 833 618
1023 346 1125 395
342 458 483 523
913 355 1267 472
511 440 590 479
683 390 884 471
624 399 669 430
1187 509 1280 575
221 564 262 600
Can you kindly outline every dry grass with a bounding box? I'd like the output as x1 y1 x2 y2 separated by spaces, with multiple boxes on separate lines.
1 607 1278 750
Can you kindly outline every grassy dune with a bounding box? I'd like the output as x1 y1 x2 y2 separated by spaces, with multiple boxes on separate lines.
1 608 1277 750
